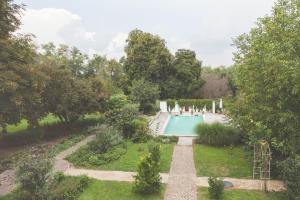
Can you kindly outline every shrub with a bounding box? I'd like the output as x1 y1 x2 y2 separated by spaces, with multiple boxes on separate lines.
16 155 53 200
131 117 151 143
154 135 179 144
196 123 241 146
51 175 90 200
129 79 160 114
133 143 161 194
279 156 300 200
89 125 123 153
106 103 140 138
208 177 224 200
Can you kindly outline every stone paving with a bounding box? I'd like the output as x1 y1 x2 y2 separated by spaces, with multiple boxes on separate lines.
164 137 197 200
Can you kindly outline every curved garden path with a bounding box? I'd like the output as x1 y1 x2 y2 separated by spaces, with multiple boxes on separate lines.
0 135 285 198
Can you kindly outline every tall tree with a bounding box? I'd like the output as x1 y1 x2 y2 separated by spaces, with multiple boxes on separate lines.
231 0 300 156
0 1 46 132
172 49 203 98
124 29 173 98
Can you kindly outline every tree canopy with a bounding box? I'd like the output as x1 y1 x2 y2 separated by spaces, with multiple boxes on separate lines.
230 0 300 156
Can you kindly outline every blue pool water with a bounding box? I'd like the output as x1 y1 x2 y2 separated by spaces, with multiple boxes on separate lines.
164 115 204 136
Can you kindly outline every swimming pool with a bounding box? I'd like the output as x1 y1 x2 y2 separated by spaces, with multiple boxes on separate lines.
163 115 204 136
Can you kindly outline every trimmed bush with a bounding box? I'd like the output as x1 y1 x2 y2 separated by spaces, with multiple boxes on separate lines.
208 177 224 200
133 143 161 194
196 123 241 146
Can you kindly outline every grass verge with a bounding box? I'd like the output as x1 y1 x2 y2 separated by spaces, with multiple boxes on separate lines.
78 180 165 200
193 144 252 178
198 187 285 200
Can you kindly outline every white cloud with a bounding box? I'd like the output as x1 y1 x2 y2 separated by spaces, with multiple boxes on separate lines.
19 8 96 46
103 33 128 59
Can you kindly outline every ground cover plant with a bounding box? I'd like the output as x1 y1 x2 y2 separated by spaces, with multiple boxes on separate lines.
193 144 252 178
198 188 285 200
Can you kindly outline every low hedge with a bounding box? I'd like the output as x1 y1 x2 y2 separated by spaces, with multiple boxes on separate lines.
196 123 241 146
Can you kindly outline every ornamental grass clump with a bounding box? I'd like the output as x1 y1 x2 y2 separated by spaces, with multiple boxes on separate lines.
133 143 162 194
196 123 241 146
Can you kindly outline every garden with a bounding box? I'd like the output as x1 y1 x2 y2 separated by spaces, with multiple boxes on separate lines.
1 0 300 199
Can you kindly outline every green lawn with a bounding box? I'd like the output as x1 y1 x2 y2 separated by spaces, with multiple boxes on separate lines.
78 180 165 200
3 114 60 134
198 187 284 200
1 113 102 134
67 141 175 173
193 144 252 178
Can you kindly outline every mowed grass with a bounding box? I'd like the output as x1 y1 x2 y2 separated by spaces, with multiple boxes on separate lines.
2 113 102 134
4 114 60 133
198 187 285 200
78 180 165 200
193 144 252 178
68 141 175 173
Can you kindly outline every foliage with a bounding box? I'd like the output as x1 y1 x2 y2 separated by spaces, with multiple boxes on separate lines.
134 143 162 194
231 0 300 156
16 155 53 200
131 117 151 143
168 99 213 111
107 94 128 110
51 175 90 200
166 99 176 112
208 177 224 200
154 135 179 144
171 49 204 98
279 156 300 200
89 125 123 153
196 123 241 146
106 102 140 138
67 141 174 173
124 29 173 99
129 79 160 114
67 125 126 166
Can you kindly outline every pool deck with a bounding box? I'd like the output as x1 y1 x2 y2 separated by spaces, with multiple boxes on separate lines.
149 112 229 137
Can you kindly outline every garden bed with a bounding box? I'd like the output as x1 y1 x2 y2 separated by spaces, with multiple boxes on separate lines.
67 141 175 173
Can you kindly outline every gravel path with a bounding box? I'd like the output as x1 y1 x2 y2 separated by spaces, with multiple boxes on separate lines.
164 137 197 200
1 134 285 198
54 134 96 172
0 170 16 197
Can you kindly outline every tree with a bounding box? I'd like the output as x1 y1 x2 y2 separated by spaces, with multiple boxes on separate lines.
0 1 47 133
124 29 173 98
39 60 107 122
172 49 203 98
231 0 300 156
134 143 161 194
129 79 160 114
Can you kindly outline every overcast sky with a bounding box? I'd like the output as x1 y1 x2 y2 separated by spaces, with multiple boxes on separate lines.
15 0 276 66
